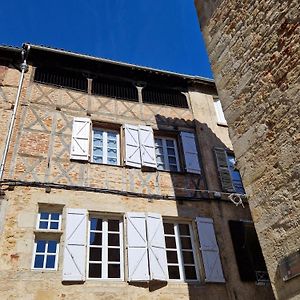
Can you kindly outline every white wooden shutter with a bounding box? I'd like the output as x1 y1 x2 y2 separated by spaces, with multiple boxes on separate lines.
126 212 149 281
139 125 157 169
196 217 225 283
146 213 168 281
63 208 87 281
180 132 201 174
214 148 234 192
70 117 91 161
124 124 141 168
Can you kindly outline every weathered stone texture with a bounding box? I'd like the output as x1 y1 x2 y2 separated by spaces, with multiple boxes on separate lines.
195 0 300 298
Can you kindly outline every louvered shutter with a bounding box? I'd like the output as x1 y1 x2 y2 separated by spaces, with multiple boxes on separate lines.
70 117 91 161
214 148 234 192
180 132 201 174
126 212 149 281
196 217 225 283
147 213 168 281
63 208 87 281
139 125 157 168
124 124 141 168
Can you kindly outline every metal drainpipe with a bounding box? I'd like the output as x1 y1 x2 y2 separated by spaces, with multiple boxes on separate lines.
0 45 30 180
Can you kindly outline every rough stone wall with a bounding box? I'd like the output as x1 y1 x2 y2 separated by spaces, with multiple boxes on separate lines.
194 0 300 299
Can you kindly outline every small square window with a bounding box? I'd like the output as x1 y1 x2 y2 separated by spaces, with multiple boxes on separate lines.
37 212 62 230
32 240 59 270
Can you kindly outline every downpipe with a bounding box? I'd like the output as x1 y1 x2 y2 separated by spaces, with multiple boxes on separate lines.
0 45 30 180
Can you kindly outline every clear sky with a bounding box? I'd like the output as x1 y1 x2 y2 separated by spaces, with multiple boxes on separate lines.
0 0 213 78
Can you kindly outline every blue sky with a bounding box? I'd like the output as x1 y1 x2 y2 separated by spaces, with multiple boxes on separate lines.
0 0 212 78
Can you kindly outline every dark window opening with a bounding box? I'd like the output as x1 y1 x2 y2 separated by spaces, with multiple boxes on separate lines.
142 86 188 108
92 77 138 102
34 67 88 92
229 220 269 283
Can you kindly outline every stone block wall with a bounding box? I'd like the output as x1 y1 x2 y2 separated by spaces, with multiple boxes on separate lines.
194 0 300 299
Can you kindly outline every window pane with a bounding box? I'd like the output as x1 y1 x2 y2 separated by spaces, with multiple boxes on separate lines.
108 233 119 246
168 156 177 164
90 218 102 231
163 223 174 235
46 255 56 268
50 213 59 220
50 222 59 230
107 139 117 148
40 212 49 220
93 147 103 156
155 139 163 147
90 233 102 246
180 237 192 250
48 241 57 253
89 263 102 278
39 221 48 229
167 148 175 156
93 156 103 163
167 250 178 263
34 255 44 268
107 132 117 140
108 220 119 232
156 155 165 164
179 224 190 236
165 236 176 249
108 248 120 262
166 140 174 147
169 165 178 172
36 240 46 253
107 157 117 165
89 248 102 261
184 266 197 280
182 251 194 264
108 264 120 278
168 266 180 279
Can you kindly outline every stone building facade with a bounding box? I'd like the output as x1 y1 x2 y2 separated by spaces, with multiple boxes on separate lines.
0 44 274 299
194 1 300 299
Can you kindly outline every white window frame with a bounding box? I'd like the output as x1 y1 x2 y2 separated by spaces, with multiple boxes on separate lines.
92 128 120 166
31 239 60 271
163 221 199 282
87 215 124 281
213 99 227 126
155 136 180 172
36 211 62 231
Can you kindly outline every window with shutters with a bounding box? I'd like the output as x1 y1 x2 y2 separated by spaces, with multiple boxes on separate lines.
163 221 199 281
87 216 124 280
227 154 245 194
92 128 120 165
155 137 180 172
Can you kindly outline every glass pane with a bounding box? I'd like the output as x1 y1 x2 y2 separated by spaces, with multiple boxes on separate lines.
108 264 120 278
36 240 46 253
163 223 174 235
165 236 176 249
179 224 190 236
93 156 103 163
89 263 101 278
168 156 177 164
107 157 117 165
108 233 120 246
155 147 164 155
40 212 49 220
90 233 102 246
107 148 117 157
166 140 174 147
50 213 60 220
93 130 103 139
90 218 102 231
107 140 117 148
182 251 194 264
168 266 180 279
169 165 178 172
34 254 44 268
108 248 120 262
180 237 192 250
155 139 162 146
89 248 102 261
108 220 119 232
157 164 165 171
48 241 57 253
93 147 103 156
46 255 56 268
107 132 117 140
156 155 165 164
184 266 197 280
39 221 48 229
50 222 59 230
167 148 175 156
167 250 178 263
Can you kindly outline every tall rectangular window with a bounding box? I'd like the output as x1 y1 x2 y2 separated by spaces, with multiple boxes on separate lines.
88 217 123 280
32 240 59 270
227 154 245 194
155 137 180 172
163 222 198 281
214 99 227 126
92 128 120 165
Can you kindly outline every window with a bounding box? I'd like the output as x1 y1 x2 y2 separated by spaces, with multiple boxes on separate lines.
92 128 120 165
155 137 180 172
32 240 59 270
163 222 198 281
88 217 123 279
37 212 61 230
227 154 245 194
213 99 227 126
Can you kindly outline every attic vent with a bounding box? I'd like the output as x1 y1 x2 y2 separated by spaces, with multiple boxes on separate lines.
92 77 138 102
142 86 188 108
34 68 88 92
